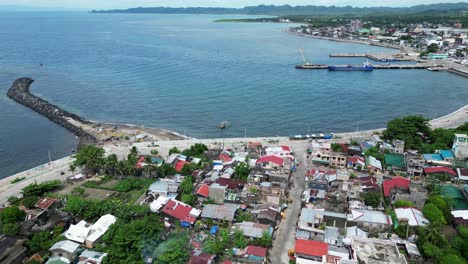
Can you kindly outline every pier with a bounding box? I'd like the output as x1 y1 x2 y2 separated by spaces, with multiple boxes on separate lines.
329 53 414 61
295 64 441 70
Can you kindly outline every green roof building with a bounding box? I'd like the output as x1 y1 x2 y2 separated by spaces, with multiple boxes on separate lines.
441 185 468 210
384 153 406 173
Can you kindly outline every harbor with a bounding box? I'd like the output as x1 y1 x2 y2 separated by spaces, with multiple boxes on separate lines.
295 63 443 70
329 53 415 61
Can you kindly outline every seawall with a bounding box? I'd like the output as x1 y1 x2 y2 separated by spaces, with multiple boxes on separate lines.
7 78 97 145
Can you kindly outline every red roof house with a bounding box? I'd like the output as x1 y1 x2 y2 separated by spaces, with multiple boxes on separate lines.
215 178 245 190
281 145 291 152
135 156 146 169
256 155 284 166
295 239 328 259
424 166 457 176
196 184 210 197
218 153 232 163
175 160 191 172
246 246 268 258
35 197 59 210
382 176 411 197
360 176 380 192
188 250 215 264
161 199 200 225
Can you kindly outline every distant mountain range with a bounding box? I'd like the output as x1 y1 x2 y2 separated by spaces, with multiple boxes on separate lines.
91 2 468 16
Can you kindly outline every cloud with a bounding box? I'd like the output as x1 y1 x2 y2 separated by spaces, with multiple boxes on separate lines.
0 0 463 10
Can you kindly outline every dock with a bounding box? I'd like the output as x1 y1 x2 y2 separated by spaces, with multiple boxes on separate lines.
329 53 414 61
295 64 444 70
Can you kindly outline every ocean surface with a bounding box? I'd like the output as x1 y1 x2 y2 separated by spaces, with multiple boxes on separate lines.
0 12 467 179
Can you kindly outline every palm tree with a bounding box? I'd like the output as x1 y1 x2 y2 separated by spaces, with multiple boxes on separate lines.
424 222 442 245
106 154 118 178
117 160 127 178
69 164 76 176
144 156 153 178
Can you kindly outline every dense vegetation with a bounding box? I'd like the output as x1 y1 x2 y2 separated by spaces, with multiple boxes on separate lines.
382 116 468 153
92 3 468 16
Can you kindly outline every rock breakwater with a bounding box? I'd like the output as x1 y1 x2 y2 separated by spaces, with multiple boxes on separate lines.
7 78 97 145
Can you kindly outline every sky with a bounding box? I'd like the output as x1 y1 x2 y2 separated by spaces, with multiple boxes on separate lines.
0 0 465 10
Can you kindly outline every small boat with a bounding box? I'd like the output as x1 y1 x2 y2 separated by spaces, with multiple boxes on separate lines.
328 61 373 71
217 121 230 129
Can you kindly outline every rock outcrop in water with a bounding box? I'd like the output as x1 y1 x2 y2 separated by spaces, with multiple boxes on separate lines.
7 78 97 145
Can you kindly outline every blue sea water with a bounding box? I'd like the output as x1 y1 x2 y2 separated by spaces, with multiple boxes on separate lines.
0 12 467 178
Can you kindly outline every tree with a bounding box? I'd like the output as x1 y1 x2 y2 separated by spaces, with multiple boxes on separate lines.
180 163 199 176
22 180 61 197
150 149 159 156
73 145 105 173
361 192 381 208
69 163 76 176
0 206 26 224
364 146 384 162
106 154 119 178
181 143 208 158
423 203 446 225
426 43 439 53
2 222 20 235
427 195 451 223
234 162 250 182
21 196 38 209
169 147 181 155
71 187 85 196
331 143 343 152
254 231 273 247
439 254 465 264
382 115 431 150
181 194 196 206
159 164 176 177
393 200 413 208
233 229 248 248
154 236 190 264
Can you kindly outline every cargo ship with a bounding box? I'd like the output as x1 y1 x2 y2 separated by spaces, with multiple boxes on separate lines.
328 61 373 71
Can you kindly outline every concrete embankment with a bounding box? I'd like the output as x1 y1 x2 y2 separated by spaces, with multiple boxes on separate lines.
7 78 97 145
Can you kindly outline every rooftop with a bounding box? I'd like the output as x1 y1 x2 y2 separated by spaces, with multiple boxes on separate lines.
383 176 410 197
35 197 59 210
394 207 429 226
351 237 407 264
295 239 328 257
201 204 239 221
50 240 80 254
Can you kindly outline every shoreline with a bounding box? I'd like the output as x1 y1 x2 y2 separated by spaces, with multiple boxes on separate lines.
285 30 403 51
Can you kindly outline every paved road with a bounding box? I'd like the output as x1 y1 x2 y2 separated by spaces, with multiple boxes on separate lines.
270 145 307 264
0 156 77 205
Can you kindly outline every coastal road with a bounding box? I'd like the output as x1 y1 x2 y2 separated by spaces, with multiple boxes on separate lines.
0 156 76 205
270 144 307 264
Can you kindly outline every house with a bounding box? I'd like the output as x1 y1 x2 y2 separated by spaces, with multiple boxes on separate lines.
45 257 71 264
348 156 365 170
424 166 457 178
406 154 424 177
0 235 28 264
188 250 216 264
196 184 210 201
234 221 272 239
347 145 362 157
295 239 328 264
360 176 380 193
251 203 280 226
365 156 382 174
201 204 239 222
441 185 468 210
423 152 454 166
457 168 468 182
383 176 410 198
452 210 468 225
381 140 405 154
147 179 180 199
350 237 407 264
65 220 90 243
49 240 81 262
452 134 468 159
174 160 191 172
256 155 284 169
394 207 429 226
265 145 293 158
35 197 61 211
244 246 268 263
393 185 428 209
85 214 116 248
384 153 406 173
350 209 392 232
77 250 107 264
161 199 201 225
208 183 227 204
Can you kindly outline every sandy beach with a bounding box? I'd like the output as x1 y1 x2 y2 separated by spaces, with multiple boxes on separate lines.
1 104 466 205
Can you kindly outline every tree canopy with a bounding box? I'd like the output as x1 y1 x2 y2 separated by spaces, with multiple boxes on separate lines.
382 115 431 150
423 203 446 225
73 145 105 173
181 143 208 158
234 162 250 182
361 192 381 208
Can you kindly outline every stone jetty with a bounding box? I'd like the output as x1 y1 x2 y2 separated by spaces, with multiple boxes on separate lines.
7 78 97 145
